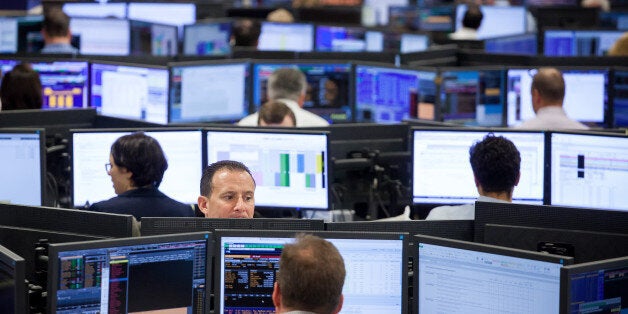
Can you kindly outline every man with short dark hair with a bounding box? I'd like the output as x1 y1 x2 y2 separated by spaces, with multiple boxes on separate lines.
238 68 329 127
426 134 521 220
258 100 296 127
273 234 345 314
231 19 261 47
517 67 589 130
449 4 483 40
41 7 78 54
197 160 256 218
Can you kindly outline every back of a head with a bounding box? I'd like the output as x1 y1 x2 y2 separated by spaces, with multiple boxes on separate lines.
43 7 71 37
531 67 565 104
462 4 483 30
278 234 345 314
111 132 168 188
258 101 296 126
232 19 261 47
608 32 628 56
469 134 521 194
267 8 295 23
267 68 307 102
0 63 43 111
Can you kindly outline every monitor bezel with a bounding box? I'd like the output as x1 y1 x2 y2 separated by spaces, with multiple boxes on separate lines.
140 217 325 236
0 243 27 314
0 128 46 206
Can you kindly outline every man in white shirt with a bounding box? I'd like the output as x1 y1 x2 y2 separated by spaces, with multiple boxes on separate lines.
238 68 329 127
449 4 483 40
426 134 521 220
516 67 589 130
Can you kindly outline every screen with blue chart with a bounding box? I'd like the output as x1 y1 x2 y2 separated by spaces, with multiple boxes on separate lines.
183 21 232 56
543 30 625 56
614 69 628 128
485 33 538 55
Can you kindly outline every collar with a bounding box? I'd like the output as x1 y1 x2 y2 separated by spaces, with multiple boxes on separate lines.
118 186 164 197
536 106 568 116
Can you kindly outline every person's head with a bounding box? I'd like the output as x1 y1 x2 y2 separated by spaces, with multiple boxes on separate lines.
581 0 610 12
267 8 295 23
273 234 345 314
198 160 256 218
107 132 168 195
258 101 296 127
267 68 308 106
531 67 565 112
462 4 483 30
232 19 261 47
42 7 72 43
323 78 339 105
608 32 628 56
469 134 521 200
0 63 42 111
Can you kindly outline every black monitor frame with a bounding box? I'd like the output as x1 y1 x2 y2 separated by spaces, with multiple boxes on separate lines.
0 243 27 314
0 128 46 206
325 220 474 242
140 217 325 236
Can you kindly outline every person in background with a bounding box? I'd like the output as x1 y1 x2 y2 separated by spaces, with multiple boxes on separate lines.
88 132 194 220
231 19 261 47
449 4 483 40
238 68 329 127
608 32 628 56
197 160 256 218
516 67 589 130
40 7 79 54
258 100 297 127
426 134 521 220
0 63 42 111
272 234 345 314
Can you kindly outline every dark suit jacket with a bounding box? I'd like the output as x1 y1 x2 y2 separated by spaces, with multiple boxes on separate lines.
88 187 194 221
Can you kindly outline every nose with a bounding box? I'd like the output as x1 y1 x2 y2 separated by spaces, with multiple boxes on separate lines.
233 196 245 212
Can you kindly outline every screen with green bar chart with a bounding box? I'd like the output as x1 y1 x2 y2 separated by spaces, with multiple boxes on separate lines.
206 129 329 210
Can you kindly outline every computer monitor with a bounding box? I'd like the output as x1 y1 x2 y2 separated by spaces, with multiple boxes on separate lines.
533 7 599 31
614 68 628 128
363 0 410 26
355 64 438 123
0 129 45 206
205 128 330 211
415 234 573 314
388 6 455 32
439 67 505 126
130 20 178 57
560 256 628 314
127 2 196 38
505 68 609 127
0 244 26 314
315 25 383 52
62 2 127 19
412 128 546 205
72 128 203 207
0 59 89 109
169 60 250 123
183 20 232 56
398 33 430 53
214 229 408 313
90 61 169 124
16 15 44 53
526 0 578 6
47 232 211 313
455 5 527 39
257 22 314 52
0 17 19 53
484 33 538 55
70 17 130 55
325 220 474 242
543 30 625 56
549 131 628 211
252 61 353 122
141 217 325 236
599 11 628 30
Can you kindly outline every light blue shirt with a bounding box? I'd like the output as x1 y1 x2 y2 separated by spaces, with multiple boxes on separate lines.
41 43 79 54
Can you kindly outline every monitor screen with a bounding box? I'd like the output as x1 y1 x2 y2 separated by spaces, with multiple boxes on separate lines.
506 68 608 127
47 232 211 313
455 5 527 39
549 132 628 211
315 25 383 52
399 33 429 53
388 6 454 32
355 64 438 123
543 30 625 56
169 61 249 123
526 0 578 5
0 17 18 53
90 62 169 124
215 230 408 313
252 62 353 122
415 235 572 314
412 129 545 205
0 244 26 314
0 129 44 206
183 21 232 56
614 69 628 128
127 2 196 38
70 17 130 55
130 20 178 56
62 3 127 19
485 33 538 55
599 11 628 30
363 0 410 26
560 256 628 314
0 60 89 109
257 22 314 52
439 68 505 127
205 128 329 210
72 129 203 207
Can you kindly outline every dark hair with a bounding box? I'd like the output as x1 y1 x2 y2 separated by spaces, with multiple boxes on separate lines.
257 100 296 126
43 7 71 37
531 67 565 103
110 132 168 188
0 63 43 111
200 160 255 197
469 134 520 194
268 67 307 101
462 5 483 30
232 19 261 47
278 234 345 314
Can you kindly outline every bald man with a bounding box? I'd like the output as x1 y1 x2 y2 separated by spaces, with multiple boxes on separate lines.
516 67 588 130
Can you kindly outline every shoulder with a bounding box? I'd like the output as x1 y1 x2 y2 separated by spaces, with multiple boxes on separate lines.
425 203 475 220
238 113 259 126
294 108 330 126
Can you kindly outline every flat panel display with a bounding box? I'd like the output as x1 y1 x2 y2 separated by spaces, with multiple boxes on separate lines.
0 129 44 206
455 5 527 39
70 17 130 55
257 22 314 52
183 21 232 56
